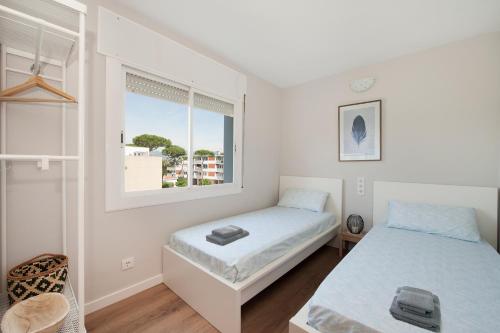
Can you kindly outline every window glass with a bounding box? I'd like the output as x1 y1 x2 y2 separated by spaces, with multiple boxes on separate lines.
192 93 234 186
123 74 234 193
124 91 188 191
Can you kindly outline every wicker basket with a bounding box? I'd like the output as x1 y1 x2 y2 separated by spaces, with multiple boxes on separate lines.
7 253 68 305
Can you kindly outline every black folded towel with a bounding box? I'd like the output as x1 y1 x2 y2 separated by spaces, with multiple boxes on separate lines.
206 230 249 246
212 225 244 238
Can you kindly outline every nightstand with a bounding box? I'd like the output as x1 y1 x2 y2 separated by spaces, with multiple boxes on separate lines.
339 231 365 258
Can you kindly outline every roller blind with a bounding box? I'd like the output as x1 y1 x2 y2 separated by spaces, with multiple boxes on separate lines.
193 92 234 117
126 73 189 105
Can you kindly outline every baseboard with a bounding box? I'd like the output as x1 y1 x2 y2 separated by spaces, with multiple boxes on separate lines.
84 274 163 314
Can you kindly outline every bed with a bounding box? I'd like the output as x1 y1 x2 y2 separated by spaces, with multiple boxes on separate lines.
169 206 336 283
290 181 499 333
163 176 343 333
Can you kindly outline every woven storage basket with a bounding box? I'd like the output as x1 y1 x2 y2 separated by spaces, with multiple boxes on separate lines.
7 253 68 305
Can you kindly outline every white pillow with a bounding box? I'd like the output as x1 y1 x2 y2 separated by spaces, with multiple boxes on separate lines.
386 200 480 242
278 188 329 213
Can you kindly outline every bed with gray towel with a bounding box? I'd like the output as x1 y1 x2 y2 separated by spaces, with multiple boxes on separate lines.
307 224 500 332
389 286 441 332
169 206 336 283
206 225 250 245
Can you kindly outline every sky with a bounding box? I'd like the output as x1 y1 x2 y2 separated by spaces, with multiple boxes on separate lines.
125 92 225 152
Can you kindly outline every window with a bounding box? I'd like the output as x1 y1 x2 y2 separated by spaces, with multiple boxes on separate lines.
192 92 234 187
124 73 190 192
101 8 246 211
118 68 241 201
105 57 244 211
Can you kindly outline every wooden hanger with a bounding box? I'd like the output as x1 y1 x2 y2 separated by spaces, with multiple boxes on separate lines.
0 75 77 104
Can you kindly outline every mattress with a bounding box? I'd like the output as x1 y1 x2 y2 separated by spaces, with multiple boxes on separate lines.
169 206 336 283
308 225 500 333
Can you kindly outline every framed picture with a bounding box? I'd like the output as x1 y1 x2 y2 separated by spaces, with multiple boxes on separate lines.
338 100 381 161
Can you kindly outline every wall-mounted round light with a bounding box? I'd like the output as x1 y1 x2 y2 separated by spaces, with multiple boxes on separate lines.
350 77 376 93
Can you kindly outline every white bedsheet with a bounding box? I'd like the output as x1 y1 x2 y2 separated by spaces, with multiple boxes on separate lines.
169 206 336 282
308 225 500 332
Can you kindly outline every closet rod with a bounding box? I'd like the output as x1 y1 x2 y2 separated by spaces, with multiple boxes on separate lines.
5 67 63 82
0 4 79 37
0 97 75 103
0 154 79 161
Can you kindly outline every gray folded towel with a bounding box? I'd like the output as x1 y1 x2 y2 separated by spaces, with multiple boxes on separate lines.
212 225 243 238
206 230 249 246
390 294 441 332
397 286 436 317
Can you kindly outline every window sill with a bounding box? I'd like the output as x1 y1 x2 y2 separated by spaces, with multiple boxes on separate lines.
106 183 242 212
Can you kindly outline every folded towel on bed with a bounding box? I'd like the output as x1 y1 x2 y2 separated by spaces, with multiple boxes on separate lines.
397 286 436 317
206 230 249 245
212 225 243 238
390 294 441 332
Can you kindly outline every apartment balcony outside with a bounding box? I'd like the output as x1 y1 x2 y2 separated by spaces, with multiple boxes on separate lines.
125 148 226 190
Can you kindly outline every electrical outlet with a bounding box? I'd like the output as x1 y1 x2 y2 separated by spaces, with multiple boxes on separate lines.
121 257 135 270
357 177 365 196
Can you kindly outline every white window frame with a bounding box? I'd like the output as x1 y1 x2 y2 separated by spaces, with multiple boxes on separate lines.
105 57 243 211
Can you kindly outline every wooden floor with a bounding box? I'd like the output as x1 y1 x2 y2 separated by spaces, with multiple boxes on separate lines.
85 245 341 333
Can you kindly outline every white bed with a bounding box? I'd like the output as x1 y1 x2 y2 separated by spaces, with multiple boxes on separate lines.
169 206 336 283
163 176 343 333
290 181 499 333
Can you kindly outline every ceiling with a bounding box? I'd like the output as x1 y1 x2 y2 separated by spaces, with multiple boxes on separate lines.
117 0 500 87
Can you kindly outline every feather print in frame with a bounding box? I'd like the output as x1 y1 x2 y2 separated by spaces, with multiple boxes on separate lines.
338 100 381 161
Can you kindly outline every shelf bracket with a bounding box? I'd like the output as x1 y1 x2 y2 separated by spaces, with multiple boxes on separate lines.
36 156 50 171
30 26 44 75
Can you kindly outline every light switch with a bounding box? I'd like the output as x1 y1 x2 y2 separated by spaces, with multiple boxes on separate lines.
357 177 365 196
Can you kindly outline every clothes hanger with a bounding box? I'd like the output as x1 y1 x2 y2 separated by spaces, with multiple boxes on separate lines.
0 75 77 103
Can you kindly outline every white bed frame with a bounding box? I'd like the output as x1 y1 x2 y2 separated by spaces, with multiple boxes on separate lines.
289 181 498 333
162 176 343 333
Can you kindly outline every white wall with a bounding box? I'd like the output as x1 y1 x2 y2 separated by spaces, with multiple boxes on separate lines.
281 32 500 230
81 0 282 305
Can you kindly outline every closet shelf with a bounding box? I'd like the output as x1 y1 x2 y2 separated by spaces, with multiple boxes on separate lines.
0 4 78 62
0 283 80 333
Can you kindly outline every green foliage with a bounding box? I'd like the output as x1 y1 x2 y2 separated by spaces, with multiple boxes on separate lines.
132 134 171 151
163 145 186 158
176 177 188 187
162 160 170 177
194 149 215 157
201 179 212 186
162 182 174 188
163 145 186 166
